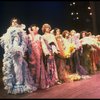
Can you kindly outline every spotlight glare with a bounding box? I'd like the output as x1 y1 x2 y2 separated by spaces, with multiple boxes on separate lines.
73 2 75 5
71 12 74 15
88 7 91 9
90 12 92 15
76 17 79 19
76 12 78 15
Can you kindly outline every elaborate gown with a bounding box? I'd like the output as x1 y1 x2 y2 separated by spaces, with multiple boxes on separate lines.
69 35 88 75
96 40 100 70
42 33 59 87
0 26 37 94
27 34 49 89
55 35 72 82
81 37 98 74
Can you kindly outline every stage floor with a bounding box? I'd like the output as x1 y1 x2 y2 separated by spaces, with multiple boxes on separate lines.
1 70 100 99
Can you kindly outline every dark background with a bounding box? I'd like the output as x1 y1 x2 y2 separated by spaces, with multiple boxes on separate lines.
0 1 100 58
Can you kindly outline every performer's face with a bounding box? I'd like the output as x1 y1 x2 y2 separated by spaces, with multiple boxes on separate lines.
70 30 76 36
65 33 69 37
82 32 86 38
32 26 39 34
11 19 18 26
56 29 60 35
45 27 50 33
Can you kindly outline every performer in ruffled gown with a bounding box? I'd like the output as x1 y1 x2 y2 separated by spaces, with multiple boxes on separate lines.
80 32 98 74
0 18 37 94
42 23 60 87
69 30 88 75
96 35 100 70
53 28 74 82
27 24 49 89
